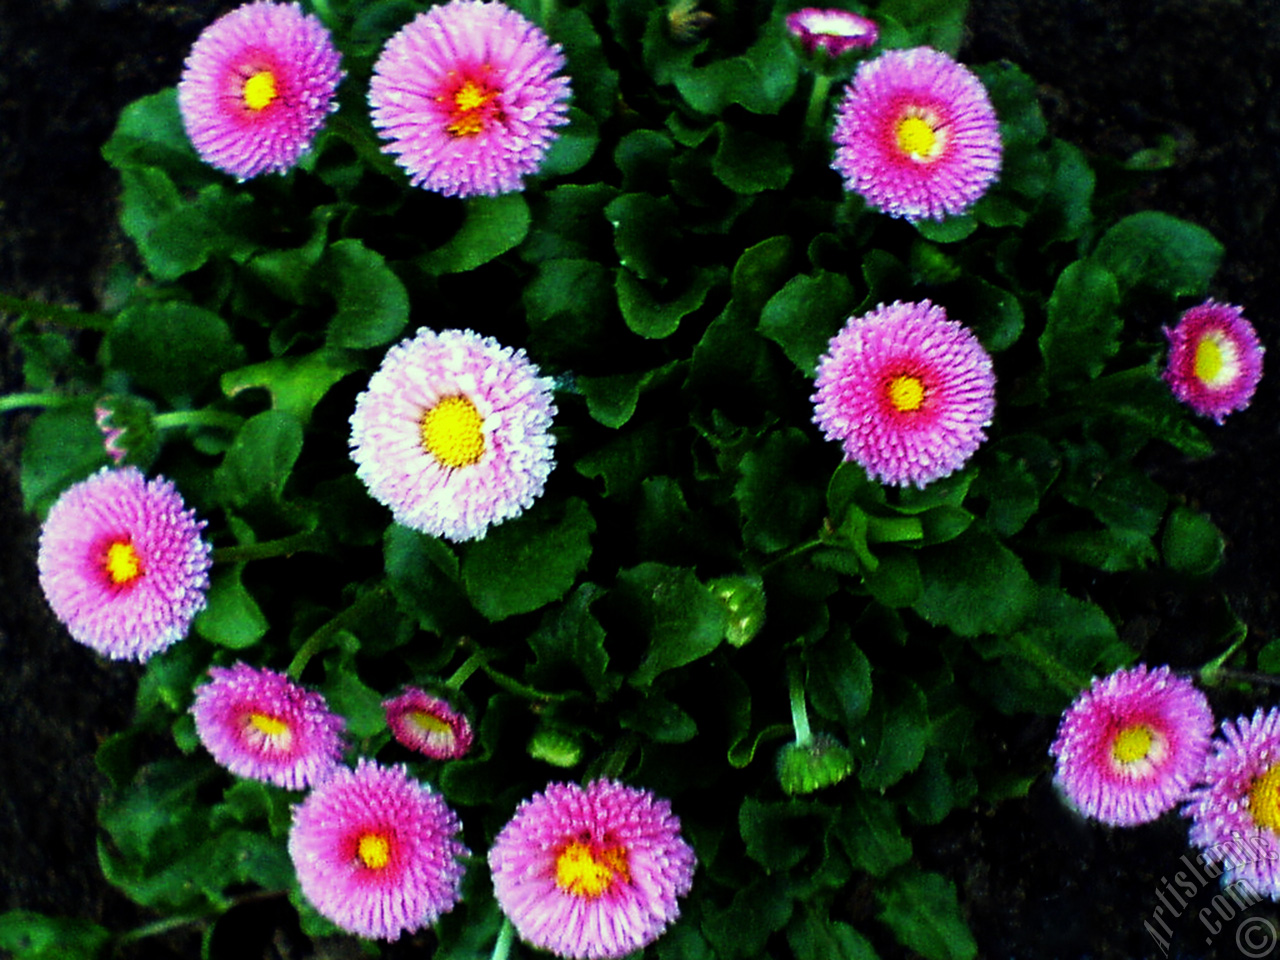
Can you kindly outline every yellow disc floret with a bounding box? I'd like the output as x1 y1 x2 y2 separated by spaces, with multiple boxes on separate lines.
554 841 629 899
1111 724 1155 765
243 70 279 111
1193 333 1235 386
104 540 143 585
1249 765 1280 834
358 832 392 870
895 115 939 160
887 374 926 413
420 395 487 469
447 80 497 137
408 709 453 737
248 713 291 739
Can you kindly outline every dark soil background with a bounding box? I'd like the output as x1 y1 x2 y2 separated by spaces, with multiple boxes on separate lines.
2 1 1278 958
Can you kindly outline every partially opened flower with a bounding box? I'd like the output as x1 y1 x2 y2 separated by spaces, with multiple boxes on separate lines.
831 46 1002 220
349 327 557 542
289 759 468 940
489 779 696 959
37 467 212 661
1163 299 1264 423
192 662 346 790
785 8 878 57
1050 664 1214 827
1184 708 1280 898
368 0 572 198
178 0 344 179
383 687 474 760
811 300 996 488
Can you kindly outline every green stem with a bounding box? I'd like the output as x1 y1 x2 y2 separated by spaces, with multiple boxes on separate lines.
804 74 833 139
480 660 574 703
762 536 824 573
154 409 245 433
1007 632 1091 697
596 732 641 781
491 918 516 960
446 648 495 690
287 585 392 680
1197 613 1249 687
210 529 329 565
540 0 557 26
0 391 75 414
0 291 113 330
787 658 813 747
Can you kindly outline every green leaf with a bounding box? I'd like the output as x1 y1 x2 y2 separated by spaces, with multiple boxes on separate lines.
521 184 620 264
1092 210 1224 298
913 527 1036 637
1039 259 1121 389
523 257 617 362
119 177 263 281
323 239 410 349
194 565 268 649
859 677 931 791
0 911 112 960
322 658 387 738
101 88 209 182
615 563 729 687
876 868 977 960
384 525 475 635
19 402 108 516
106 301 245 405
418 194 530 274
539 107 599 178
213 410 304 508
620 692 698 743
222 350 359 425
578 360 682 429
759 271 855 373
461 497 596 621
739 797 831 873
787 910 879 960
605 192 680 282
526 583 617 697
617 266 719 339
712 123 791 193
731 235 795 320
806 629 872 728
833 789 912 877
734 428 825 553
1162 505 1224 576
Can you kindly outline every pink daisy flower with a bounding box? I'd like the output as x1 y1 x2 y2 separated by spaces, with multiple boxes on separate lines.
785 8 878 57
1162 299 1264 423
1049 664 1214 827
368 0 572 198
1184 708 1280 899
348 327 557 542
383 687 474 760
811 300 996 488
831 46 1002 221
191 662 346 790
288 759 468 940
489 779 696 960
178 0 344 179
36 467 212 661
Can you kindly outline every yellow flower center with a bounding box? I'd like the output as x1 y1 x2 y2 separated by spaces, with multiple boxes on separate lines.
420 395 486 469
1111 724 1154 765
1193 333 1236 386
358 832 392 870
1249 765 1280 834
446 79 498 137
243 70 279 111
896 114 940 160
554 841 629 899
887 374 926 413
407 709 453 737
248 713 291 739
104 540 143 585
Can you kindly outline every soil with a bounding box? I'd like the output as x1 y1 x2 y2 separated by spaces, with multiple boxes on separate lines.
2 1 1278 958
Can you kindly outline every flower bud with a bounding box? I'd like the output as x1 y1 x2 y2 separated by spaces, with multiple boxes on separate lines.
777 734 855 795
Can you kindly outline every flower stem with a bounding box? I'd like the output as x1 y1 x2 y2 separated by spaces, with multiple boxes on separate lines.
0 292 114 330
446 648 494 690
788 657 813 747
0 391 75 414
804 74 833 139
210 529 329 566
154 408 245 433
491 918 516 960
287 585 392 679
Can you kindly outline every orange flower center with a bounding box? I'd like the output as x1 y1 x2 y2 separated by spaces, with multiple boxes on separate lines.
554 841 629 899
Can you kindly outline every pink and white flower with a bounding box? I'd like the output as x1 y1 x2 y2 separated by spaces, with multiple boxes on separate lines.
383 687 474 760
368 0 572 198
1162 299 1264 423
785 8 878 58
831 46 1002 220
811 300 996 488
37 467 212 661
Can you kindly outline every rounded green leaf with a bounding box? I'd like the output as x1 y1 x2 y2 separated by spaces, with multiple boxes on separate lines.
323 239 410 349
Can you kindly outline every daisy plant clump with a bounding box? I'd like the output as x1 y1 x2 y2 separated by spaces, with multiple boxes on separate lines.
0 0 1268 957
